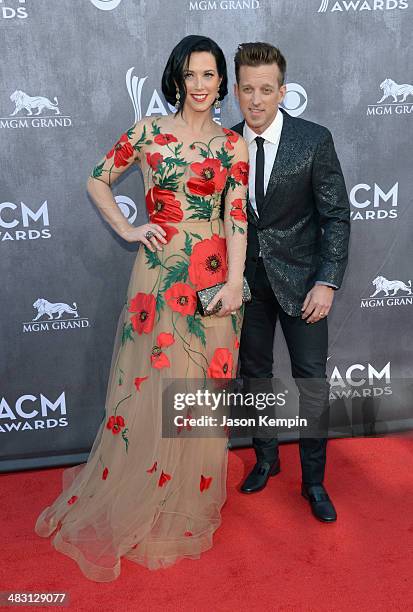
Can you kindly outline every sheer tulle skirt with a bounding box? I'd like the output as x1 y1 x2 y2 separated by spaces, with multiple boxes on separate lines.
35 218 242 582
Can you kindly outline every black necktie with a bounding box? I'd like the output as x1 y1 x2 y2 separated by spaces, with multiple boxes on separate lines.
255 136 265 216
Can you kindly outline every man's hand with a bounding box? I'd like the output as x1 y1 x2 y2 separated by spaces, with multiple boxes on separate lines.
301 285 334 323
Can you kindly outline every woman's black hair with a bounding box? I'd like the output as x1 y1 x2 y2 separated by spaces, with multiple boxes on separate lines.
162 35 228 114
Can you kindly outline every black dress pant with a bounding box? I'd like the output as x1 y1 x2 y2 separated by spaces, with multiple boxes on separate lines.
239 257 330 485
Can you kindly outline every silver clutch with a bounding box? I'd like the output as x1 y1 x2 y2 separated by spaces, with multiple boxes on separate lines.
196 277 251 316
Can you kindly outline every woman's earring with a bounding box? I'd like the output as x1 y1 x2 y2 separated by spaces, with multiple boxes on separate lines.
214 94 221 110
175 89 181 110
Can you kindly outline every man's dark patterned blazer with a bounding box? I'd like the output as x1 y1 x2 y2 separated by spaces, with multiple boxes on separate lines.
227 108 351 317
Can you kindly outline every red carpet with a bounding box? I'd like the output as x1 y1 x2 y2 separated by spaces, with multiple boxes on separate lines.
1 437 412 611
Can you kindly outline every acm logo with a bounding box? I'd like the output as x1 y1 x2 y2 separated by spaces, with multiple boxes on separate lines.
318 0 408 12
0 200 51 242
350 182 398 220
329 361 392 399
0 0 28 19
0 392 68 433
126 67 222 124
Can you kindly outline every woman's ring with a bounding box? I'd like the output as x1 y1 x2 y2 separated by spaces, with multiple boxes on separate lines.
145 230 154 240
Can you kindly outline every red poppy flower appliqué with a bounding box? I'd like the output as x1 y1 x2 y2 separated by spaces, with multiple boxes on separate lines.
106 415 126 435
207 348 234 379
146 151 164 172
200 475 213 492
147 461 158 474
128 292 156 335
160 223 179 244
164 283 197 316
223 128 239 150
102 467 109 480
230 160 249 186
187 158 227 196
151 332 175 370
146 186 183 225
154 133 178 146
230 198 247 222
106 133 134 168
134 376 148 392
188 234 228 290
158 470 172 487
67 495 78 505
177 410 193 434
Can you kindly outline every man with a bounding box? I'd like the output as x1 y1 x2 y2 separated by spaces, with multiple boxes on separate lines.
231 43 350 522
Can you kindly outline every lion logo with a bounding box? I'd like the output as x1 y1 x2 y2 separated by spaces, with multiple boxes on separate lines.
370 276 412 298
32 299 79 321
10 90 60 116
377 79 413 104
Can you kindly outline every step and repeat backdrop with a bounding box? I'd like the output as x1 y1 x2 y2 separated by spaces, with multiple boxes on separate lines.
1 0 412 471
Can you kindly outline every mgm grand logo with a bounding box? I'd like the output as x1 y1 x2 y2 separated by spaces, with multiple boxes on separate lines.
367 78 413 117
361 275 412 308
0 90 72 129
22 298 91 333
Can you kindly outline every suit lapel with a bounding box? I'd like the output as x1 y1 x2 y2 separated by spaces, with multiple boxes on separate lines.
231 112 299 223
259 109 298 218
231 121 244 136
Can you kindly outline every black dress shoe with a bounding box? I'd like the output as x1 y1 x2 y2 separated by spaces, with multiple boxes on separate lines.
240 459 281 494
301 484 337 522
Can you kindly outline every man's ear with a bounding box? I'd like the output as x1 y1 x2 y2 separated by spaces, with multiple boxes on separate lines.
234 82 239 101
279 84 287 104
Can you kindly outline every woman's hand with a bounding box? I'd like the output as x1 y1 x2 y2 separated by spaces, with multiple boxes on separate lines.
122 223 167 252
206 280 243 317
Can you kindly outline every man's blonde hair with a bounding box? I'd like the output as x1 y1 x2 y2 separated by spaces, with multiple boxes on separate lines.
234 42 286 86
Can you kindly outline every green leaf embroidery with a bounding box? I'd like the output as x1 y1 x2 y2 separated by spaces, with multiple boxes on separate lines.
163 156 188 168
216 146 233 170
226 176 237 190
156 290 165 317
232 224 245 235
161 260 189 291
187 315 206 347
231 313 237 334
122 428 129 453
199 148 209 158
121 322 134 345
144 245 161 268
182 231 192 256
133 124 148 151
185 190 213 220
92 162 104 178
190 232 203 241
151 120 161 136
117 366 125 386
157 170 185 191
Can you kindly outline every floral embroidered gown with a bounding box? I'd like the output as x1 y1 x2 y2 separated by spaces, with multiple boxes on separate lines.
34 116 248 582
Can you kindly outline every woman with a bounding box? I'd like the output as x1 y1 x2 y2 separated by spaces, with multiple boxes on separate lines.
35 35 249 581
